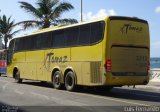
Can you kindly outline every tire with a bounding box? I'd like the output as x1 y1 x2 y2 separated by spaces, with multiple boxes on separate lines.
14 70 22 83
52 71 61 89
65 71 76 91
0 73 1 76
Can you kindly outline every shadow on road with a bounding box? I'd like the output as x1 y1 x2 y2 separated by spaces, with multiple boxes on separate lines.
20 81 160 103
0 101 110 112
0 102 25 112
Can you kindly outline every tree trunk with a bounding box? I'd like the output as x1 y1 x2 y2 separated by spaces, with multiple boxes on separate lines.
4 36 8 49
42 21 50 29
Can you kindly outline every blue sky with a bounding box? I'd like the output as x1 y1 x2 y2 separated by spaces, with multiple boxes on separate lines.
0 0 160 57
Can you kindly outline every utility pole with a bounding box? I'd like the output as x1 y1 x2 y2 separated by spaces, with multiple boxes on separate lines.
81 0 83 22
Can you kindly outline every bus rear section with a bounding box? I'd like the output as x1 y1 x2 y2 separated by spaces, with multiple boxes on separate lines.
105 16 150 86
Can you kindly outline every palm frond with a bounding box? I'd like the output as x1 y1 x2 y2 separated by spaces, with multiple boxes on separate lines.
0 15 15 34
17 20 42 30
52 18 78 25
2 15 7 23
37 0 58 17
0 15 20 49
10 29 23 37
48 0 59 9
18 0 77 29
19 1 43 18
51 2 74 19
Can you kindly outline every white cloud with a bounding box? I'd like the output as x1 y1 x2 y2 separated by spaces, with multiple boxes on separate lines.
155 6 160 13
82 9 117 21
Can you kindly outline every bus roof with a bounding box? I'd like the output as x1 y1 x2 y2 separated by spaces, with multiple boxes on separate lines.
13 16 108 39
13 16 147 39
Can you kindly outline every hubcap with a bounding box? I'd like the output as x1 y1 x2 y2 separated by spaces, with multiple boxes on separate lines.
54 74 60 85
15 73 18 80
67 75 73 87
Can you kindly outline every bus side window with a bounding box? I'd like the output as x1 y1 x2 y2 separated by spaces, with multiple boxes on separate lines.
7 40 14 65
52 30 66 48
34 35 41 50
41 32 52 49
78 24 90 45
65 26 79 46
27 36 35 50
90 22 104 44
15 38 26 51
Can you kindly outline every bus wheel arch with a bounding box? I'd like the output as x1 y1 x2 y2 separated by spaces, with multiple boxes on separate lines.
51 68 62 89
13 67 22 83
64 68 77 91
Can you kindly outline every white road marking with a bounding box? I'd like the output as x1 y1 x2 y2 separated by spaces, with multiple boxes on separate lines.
14 90 24 95
2 82 10 90
0 79 10 83
0 78 154 106
31 92 50 100
51 97 93 111
51 97 88 106
31 92 87 106
27 85 152 106
54 90 151 106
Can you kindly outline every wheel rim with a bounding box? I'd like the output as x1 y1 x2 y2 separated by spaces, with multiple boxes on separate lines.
66 74 73 88
53 72 61 88
68 76 72 87
54 74 60 86
15 73 19 80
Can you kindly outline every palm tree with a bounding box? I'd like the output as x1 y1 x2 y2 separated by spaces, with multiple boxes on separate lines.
18 0 78 29
0 15 22 49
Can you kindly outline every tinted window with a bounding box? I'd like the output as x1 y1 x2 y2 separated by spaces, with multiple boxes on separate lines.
65 27 79 46
34 35 41 49
22 37 29 50
15 38 25 51
14 39 19 51
78 24 90 45
7 39 15 65
41 32 52 48
25 36 34 50
14 21 105 51
90 22 104 43
31 33 52 50
52 30 66 48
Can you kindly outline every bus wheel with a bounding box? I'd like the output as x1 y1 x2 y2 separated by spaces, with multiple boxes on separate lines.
65 71 76 91
14 70 22 83
52 71 61 89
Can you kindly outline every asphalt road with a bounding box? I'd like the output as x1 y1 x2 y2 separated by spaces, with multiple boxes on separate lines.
0 76 160 112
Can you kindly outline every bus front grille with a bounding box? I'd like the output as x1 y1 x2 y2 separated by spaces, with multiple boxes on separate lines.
90 61 102 83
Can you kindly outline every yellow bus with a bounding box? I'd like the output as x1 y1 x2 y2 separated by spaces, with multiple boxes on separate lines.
7 16 150 91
